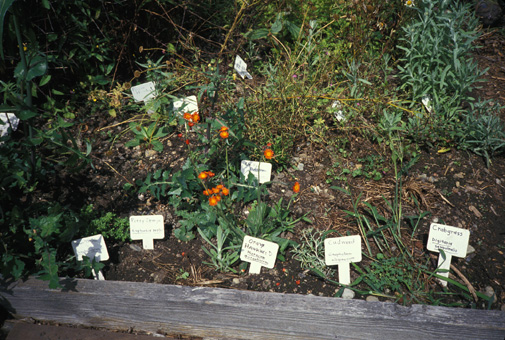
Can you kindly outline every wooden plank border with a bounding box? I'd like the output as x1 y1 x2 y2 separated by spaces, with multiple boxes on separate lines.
1 277 504 339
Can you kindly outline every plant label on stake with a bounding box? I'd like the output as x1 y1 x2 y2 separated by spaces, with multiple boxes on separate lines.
240 236 279 274
241 160 272 184
427 223 470 287
324 235 362 285
71 234 109 280
234 55 252 79
131 81 157 113
130 215 165 250
173 95 198 116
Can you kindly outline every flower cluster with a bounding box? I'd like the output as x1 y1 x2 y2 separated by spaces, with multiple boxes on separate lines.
198 171 215 180
219 126 229 139
203 184 230 206
183 112 200 128
264 142 274 160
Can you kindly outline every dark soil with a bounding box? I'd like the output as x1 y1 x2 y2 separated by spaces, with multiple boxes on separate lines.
45 30 505 309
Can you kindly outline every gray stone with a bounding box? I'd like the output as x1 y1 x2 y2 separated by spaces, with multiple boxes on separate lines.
366 295 380 302
298 163 305 171
483 285 497 303
342 288 355 299
467 244 476 255
145 149 157 158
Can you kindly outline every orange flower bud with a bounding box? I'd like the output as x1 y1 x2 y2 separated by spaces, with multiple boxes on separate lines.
188 122 194 127
264 148 274 160
292 181 300 193
185 139 190 145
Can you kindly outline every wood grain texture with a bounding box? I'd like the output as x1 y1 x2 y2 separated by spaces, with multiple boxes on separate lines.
1 277 504 340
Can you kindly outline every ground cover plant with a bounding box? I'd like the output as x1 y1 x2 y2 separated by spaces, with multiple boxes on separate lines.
1 0 504 311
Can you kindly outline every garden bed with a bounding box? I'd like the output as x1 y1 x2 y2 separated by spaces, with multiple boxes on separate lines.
1 277 504 340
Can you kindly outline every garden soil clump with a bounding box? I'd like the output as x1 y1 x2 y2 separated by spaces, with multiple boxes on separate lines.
56 30 505 310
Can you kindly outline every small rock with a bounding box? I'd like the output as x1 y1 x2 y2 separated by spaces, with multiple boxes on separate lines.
483 286 497 303
298 163 305 171
145 149 157 158
342 288 355 299
496 178 502 185
467 244 476 255
232 278 241 285
366 295 379 302
129 244 142 252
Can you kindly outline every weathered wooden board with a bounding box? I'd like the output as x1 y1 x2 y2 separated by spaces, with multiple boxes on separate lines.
1 277 504 340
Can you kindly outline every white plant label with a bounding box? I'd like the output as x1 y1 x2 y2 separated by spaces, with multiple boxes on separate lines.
332 101 345 122
241 160 272 184
173 95 198 115
240 236 279 274
71 234 109 280
0 113 19 140
131 82 157 102
130 215 165 250
427 223 470 286
324 235 362 285
234 55 252 79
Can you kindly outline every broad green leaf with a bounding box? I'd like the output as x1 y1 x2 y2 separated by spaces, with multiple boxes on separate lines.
17 109 36 120
39 74 51 86
0 0 15 60
246 28 269 40
271 15 282 35
26 55 48 82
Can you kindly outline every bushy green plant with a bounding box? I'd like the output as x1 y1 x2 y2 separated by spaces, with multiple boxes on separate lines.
291 228 334 277
397 0 486 145
460 100 505 167
80 205 130 243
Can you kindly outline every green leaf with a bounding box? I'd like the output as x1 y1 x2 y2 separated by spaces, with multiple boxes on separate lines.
0 0 15 60
271 15 283 35
246 28 269 40
41 0 50 9
39 74 51 86
17 109 36 120
26 55 48 81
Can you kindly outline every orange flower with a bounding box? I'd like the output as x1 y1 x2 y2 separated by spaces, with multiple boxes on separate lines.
219 126 228 132
212 187 220 194
221 187 229 196
192 113 200 122
292 181 300 193
198 172 208 180
185 139 190 145
215 195 222 202
203 189 212 196
264 148 274 160
183 112 192 121
220 130 229 139
205 171 215 178
188 122 194 127
216 184 223 190
209 196 218 206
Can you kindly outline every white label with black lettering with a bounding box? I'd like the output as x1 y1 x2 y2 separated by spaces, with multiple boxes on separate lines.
241 160 272 184
131 82 157 102
234 55 252 79
130 215 165 250
324 235 362 285
427 223 470 286
71 234 109 280
173 95 198 115
240 236 278 274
